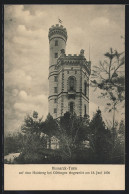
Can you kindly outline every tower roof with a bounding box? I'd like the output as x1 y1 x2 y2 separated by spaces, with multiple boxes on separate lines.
48 24 68 42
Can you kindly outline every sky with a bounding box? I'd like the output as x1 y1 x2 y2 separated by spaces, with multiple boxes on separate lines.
4 4 125 134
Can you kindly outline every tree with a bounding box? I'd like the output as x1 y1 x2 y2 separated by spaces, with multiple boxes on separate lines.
17 132 47 163
89 109 113 163
4 132 24 156
57 112 90 163
118 119 125 137
91 48 125 128
17 111 48 163
43 113 58 149
110 119 125 163
21 111 44 136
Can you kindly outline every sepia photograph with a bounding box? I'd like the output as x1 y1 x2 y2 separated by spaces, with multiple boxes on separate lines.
4 4 125 165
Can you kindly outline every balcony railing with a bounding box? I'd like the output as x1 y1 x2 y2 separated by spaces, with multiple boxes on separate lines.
68 90 76 99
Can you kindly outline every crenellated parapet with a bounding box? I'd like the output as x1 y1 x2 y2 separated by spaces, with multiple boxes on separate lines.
57 50 91 75
48 24 68 42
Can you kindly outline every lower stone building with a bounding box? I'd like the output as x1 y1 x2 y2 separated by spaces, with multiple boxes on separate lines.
48 49 91 118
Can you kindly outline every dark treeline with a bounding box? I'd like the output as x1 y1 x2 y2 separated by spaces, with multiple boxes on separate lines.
4 110 125 164
4 132 24 155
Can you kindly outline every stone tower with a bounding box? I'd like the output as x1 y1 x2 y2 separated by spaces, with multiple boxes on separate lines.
48 24 91 119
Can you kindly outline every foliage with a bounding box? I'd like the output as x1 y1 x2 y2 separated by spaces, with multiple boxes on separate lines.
110 119 125 163
91 48 125 128
43 113 58 149
89 109 113 163
21 111 44 135
5 110 125 164
15 133 47 164
43 113 58 136
4 132 24 155
91 48 125 102
56 112 90 163
13 111 47 163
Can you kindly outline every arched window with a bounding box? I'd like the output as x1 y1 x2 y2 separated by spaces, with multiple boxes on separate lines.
70 77 74 91
68 76 76 92
84 81 87 96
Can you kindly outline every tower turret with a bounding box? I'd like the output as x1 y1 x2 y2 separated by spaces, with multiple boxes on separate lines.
48 24 67 66
48 24 68 118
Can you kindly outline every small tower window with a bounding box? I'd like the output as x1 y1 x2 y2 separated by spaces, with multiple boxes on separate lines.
84 105 86 116
54 108 57 113
55 40 58 46
54 76 58 82
54 99 57 103
70 102 74 114
54 87 57 93
84 81 87 96
55 53 58 58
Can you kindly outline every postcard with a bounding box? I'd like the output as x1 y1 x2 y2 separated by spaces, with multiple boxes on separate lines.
4 4 125 190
